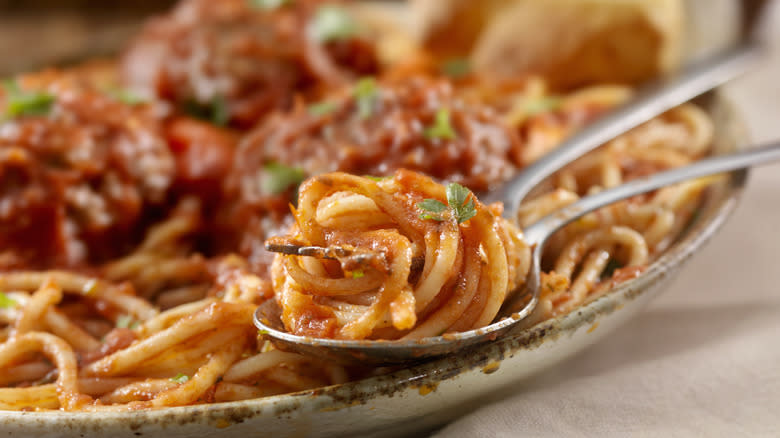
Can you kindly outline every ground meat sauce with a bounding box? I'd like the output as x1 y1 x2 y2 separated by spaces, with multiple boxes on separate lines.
222 76 524 271
164 116 238 205
120 0 379 129
0 73 175 268
235 76 522 194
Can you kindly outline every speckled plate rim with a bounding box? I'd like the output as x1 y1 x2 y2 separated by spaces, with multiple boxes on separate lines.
0 91 749 429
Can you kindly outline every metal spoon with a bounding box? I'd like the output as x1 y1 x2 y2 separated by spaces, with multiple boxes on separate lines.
255 141 780 365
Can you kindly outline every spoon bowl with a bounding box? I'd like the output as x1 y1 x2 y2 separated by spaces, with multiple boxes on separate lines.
254 301 521 365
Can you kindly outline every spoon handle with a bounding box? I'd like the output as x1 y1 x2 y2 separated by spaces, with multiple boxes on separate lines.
523 141 780 245
492 43 765 216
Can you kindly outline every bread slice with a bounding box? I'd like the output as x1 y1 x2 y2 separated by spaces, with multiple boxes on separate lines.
412 0 684 89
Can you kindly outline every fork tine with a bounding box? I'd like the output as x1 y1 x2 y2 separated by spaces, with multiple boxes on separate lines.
265 236 363 260
265 242 337 259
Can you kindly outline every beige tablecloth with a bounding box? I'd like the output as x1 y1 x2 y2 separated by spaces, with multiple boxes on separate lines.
435 5 780 438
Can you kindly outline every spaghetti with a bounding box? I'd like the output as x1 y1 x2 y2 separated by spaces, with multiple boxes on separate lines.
0 0 716 412
268 170 528 339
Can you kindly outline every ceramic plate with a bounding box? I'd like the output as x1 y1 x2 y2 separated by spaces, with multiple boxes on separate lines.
0 86 749 438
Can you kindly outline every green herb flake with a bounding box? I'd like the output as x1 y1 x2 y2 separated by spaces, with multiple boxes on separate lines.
107 88 146 106
0 292 17 309
424 108 457 141
308 101 337 116
248 0 290 10
524 97 562 116
2 79 20 94
446 182 476 224
364 175 390 182
310 5 357 42
115 315 139 330
441 58 471 78
183 96 230 127
170 373 190 384
2 80 55 119
213 96 230 126
262 162 306 195
353 77 378 119
350 270 365 279
257 329 270 336
419 183 477 223
417 199 448 222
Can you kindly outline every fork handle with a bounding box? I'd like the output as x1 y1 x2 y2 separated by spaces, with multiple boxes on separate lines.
523 141 780 246
489 43 765 216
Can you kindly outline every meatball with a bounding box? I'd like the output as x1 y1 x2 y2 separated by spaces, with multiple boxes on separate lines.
234 75 522 197
222 75 523 272
165 116 238 205
0 72 175 268
121 0 378 128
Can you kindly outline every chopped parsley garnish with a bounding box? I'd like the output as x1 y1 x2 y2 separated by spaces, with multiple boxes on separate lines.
524 97 562 116
2 79 19 93
262 162 305 195
2 79 22 100
446 182 477 223
248 0 290 10
350 270 365 279
2 79 55 119
353 77 378 119
170 373 190 384
115 315 139 330
417 199 448 222
107 88 146 106
441 58 471 78
257 329 270 336
308 101 337 116
183 96 230 127
424 108 457 141
310 5 358 42
0 292 17 309
364 175 390 182
417 183 477 224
